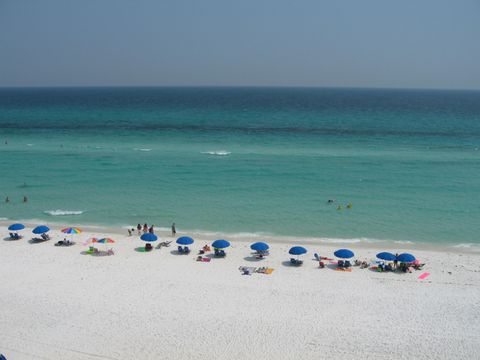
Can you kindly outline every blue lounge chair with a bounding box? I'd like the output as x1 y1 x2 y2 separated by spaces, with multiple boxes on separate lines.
290 258 303 266
184 246 190 254
214 249 226 257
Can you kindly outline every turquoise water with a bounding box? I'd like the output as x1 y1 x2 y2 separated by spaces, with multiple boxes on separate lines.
0 87 479 245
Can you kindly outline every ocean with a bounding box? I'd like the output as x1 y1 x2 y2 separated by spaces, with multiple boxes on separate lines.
0 87 479 246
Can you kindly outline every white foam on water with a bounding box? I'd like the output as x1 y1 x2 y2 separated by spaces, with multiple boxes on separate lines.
451 243 480 252
133 148 152 152
44 210 84 216
27 144 34 146
201 150 231 156
0 217 8 221
394 240 414 245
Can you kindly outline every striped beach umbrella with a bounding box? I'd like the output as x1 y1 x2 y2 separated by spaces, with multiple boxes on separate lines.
92 238 115 244
62 227 82 234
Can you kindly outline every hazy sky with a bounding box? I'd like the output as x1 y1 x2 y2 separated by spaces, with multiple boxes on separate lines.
1 0 479 89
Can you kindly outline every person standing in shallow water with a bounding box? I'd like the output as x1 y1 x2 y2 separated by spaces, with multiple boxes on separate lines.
23 195 28 203
137 224 141 235
171 223 176 236
5 196 9 203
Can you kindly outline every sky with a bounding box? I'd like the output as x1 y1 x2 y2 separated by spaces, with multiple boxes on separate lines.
1 0 479 89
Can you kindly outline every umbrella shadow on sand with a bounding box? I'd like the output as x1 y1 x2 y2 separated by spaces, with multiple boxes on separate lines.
28 238 48 244
243 256 265 262
282 260 301 267
134 246 150 253
3 236 21 241
80 250 111 256
170 250 192 256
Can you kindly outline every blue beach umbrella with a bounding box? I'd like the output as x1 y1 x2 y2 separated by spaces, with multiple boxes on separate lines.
32 225 50 234
140 233 158 242
212 239 230 249
176 236 194 245
250 242 269 252
376 252 396 261
8 223 25 231
289 246 307 256
334 248 355 259
397 253 415 263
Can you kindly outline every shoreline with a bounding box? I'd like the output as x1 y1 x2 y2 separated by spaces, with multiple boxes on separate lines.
2 219 479 256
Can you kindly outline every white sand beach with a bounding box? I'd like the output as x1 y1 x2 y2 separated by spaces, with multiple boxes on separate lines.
1 222 479 360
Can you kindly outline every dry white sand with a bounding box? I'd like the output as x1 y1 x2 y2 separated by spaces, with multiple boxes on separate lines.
1 222 479 360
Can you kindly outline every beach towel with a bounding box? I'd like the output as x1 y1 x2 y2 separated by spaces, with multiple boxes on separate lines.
264 268 274 275
418 272 430 280
335 267 352 272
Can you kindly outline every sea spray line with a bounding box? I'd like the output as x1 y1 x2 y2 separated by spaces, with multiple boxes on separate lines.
44 210 84 216
201 150 231 156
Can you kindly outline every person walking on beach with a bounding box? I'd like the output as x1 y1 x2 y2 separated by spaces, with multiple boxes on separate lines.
127 228 132 236
149 225 154 234
171 223 176 236
394 253 399 269
143 223 148 233
137 224 142 235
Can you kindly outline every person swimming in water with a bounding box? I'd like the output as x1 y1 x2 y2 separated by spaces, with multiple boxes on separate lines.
327 199 336 204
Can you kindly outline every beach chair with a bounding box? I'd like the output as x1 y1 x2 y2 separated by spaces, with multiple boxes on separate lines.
214 249 226 257
344 260 351 268
184 246 191 254
290 258 303 266
178 245 184 253
41 233 50 241
319 261 325 268
337 260 344 268
107 248 115 256
145 243 153 251
86 246 98 254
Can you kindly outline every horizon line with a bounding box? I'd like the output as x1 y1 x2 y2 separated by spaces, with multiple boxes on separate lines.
1 85 479 92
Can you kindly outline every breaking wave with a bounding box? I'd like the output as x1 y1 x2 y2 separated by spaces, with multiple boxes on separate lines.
201 150 231 156
44 210 84 216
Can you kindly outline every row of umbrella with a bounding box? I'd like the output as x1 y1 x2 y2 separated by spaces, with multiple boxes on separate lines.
288 247 416 262
7 223 416 262
8 223 81 235
141 234 231 249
